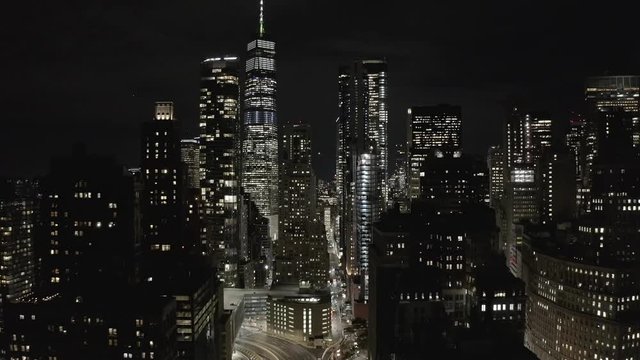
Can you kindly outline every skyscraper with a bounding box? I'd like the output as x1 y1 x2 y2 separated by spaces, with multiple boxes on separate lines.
502 109 551 253
523 109 640 360
585 76 639 151
242 0 279 233
579 76 640 213
180 138 200 191
359 60 389 210
407 105 462 200
356 152 379 300
0 179 35 303
276 123 328 289
488 145 505 204
387 144 408 211
336 66 354 275
180 138 202 257
141 102 183 255
538 149 575 224
199 57 241 285
335 60 389 298
566 113 589 214
418 155 488 209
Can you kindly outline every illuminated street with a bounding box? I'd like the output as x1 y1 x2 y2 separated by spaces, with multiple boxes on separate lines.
235 329 317 360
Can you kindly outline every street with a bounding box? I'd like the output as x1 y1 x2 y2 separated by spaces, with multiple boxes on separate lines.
235 331 317 360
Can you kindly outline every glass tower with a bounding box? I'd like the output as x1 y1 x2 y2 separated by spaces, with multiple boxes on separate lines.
336 60 389 291
242 0 279 227
199 57 241 285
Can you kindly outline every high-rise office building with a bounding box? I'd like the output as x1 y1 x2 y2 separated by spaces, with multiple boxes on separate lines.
418 155 489 210
242 1 279 230
585 75 639 148
488 146 505 204
407 105 462 200
141 102 183 255
0 180 36 303
355 152 379 301
360 61 389 209
335 60 389 298
180 138 200 191
502 109 552 255
276 123 315 285
539 149 575 224
336 66 355 275
578 76 640 214
180 138 202 253
277 123 328 289
504 109 552 170
529 115 552 165
566 113 589 215
388 144 408 211
199 57 241 285
507 168 538 225
523 109 640 360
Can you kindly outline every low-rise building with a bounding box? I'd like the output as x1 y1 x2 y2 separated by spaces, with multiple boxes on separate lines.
266 294 331 343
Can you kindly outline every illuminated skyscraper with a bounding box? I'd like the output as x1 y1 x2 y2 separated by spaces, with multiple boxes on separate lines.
359 60 389 210
530 115 552 165
356 151 379 300
579 76 640 213
242 0 279 231
277 123 328 289
585 77 639 146
487 146 505 204
502 109 551 256
141 102 183 254
0 179 35 303
336 60 389 298
538 149 575 224
524 109 640 360
180 138 200 191
407 105 462 200
336 66 354 273
180 138 202 256
566 113 589 214
199 57 241 285
388 144 408 210
504 108 551 171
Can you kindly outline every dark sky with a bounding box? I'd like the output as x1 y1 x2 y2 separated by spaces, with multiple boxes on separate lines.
3 0 639 180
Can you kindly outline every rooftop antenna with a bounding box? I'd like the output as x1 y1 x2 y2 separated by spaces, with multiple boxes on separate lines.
259 0 265 37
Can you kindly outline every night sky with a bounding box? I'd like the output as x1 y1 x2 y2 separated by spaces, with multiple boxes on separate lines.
3 0 639 180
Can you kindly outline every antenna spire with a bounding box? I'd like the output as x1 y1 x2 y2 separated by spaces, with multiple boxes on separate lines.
259 0 265 37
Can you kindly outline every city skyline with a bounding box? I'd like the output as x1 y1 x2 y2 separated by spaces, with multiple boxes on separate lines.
4 1 640 179
2 2 640 360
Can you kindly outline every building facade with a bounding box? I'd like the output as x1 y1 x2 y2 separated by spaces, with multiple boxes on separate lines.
199 57 241 286
488 146 505 204
266 294 331 343
0 180 36 303
336 60 389 299
141 102 183 256
277 123 329 289
242 4 279 226
407 105 462 200
523 93 640 360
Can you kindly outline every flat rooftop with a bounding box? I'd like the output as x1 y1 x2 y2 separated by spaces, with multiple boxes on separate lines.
223 286 300 310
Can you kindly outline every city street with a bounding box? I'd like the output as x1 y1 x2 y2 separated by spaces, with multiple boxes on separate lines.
235 331 317 360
